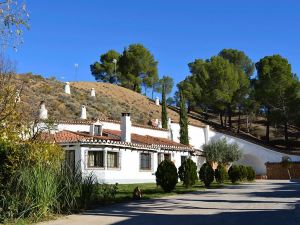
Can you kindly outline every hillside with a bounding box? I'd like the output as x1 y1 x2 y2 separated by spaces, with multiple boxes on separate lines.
15 73 204 127
13 73 299 154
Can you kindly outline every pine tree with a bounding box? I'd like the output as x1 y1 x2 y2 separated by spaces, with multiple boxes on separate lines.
161 84 168 129
179 92 189 145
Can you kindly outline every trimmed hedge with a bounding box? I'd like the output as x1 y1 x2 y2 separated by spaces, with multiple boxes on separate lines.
239 165 248 181
178 158 198 188
228 165 241 183
246 166 256 181
215 164 228 184
199 163 214 187
155 160 178 192
228 165 256 183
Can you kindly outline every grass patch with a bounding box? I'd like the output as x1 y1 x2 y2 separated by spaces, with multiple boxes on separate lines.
113 181 226 203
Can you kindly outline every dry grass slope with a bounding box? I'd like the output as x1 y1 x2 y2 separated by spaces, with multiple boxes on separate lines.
16 74 203 127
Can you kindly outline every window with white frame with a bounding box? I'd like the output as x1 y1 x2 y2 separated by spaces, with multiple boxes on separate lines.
88 151 104 168
94 125 102 136
140 152 152 170
107 151 119 168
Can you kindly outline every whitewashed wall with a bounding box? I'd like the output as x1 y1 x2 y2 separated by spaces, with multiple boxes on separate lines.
209 130 300 175
170 124 206 150
170 122 300 175
78 146 192 184
56 121 169 138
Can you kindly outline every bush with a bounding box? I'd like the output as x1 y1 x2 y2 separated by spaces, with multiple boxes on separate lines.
239 165 248 181
155 160 178 192
199 163 214 187
178 158 198 188
246 166 256 181
214 164 228 184
228 165 241 183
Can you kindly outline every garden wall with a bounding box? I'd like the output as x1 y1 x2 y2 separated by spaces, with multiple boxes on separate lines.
265 162 300 179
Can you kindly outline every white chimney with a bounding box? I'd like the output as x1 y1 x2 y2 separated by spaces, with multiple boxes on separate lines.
157 120 162 129
155 97 160 106
80 105 87 120
91 88 96 97
121 113 131 142
167 117 172 129
204 125 210 144
65 82 71 94
15 90 20 103
39 101 48 120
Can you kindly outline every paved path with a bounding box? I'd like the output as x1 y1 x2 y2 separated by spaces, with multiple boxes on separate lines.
39 180 300 225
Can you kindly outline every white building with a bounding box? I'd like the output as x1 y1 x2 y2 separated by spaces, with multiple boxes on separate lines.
45 113 203 184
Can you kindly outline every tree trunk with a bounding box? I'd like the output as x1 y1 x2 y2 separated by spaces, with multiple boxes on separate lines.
224 115 227 128
220 114 223 127
246 115 249 133
187 101 191 113
237 107 241 133
228 105 232 129
266 107 270 143
284 121 289 149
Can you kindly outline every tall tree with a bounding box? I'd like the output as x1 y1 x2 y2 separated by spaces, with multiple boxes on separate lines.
153 75 174 99
205 56 240 128
159 76 174 96
161 83 168 129
255 55 299 147
90 50 121 83
118 44 158 93
219 49 255 77
179 92 189 145
219 49 252 130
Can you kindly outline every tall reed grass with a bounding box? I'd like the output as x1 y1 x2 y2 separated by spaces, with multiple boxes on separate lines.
0 162 100 223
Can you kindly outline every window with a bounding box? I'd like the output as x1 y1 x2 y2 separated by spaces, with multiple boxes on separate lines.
158 153 163 165
181 156 187 165
94 125 102 136
140 153 152 170
107 151 119 168
164 153 171 161
88 151 104 168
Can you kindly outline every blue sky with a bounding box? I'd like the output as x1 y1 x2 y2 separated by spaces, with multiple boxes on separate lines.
7 0 300 95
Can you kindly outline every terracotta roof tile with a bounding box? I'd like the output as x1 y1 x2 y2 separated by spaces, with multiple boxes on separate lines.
42 130 118 143
103 129 190 149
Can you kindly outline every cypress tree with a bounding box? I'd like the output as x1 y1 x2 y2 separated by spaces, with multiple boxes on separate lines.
161 84 168 129
179 92 189 145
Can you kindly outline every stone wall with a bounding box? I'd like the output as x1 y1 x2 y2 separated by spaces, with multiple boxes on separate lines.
266 162 300 179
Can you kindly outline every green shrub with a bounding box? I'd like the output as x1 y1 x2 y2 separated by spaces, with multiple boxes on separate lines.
155 160 178 192
178 158 198 188
239 165 248 181
214 164 228 184
97 183 118 201
199 163 214 187
228 165 241 183
246 166 256 181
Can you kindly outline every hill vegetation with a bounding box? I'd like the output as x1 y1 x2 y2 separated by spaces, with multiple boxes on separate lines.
14 73 203 127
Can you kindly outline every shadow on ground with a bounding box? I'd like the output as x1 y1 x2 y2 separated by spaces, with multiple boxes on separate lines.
82 181 300 225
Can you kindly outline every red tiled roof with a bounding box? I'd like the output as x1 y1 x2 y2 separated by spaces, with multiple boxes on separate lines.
42 130 118 143
44 129 194 151
103 129 189 148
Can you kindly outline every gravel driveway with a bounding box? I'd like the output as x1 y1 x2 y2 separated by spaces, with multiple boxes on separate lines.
39 180 300 225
